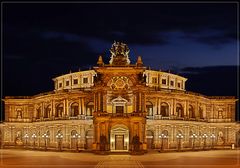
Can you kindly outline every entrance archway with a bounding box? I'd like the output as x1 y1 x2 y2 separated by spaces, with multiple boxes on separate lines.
110 124 129 151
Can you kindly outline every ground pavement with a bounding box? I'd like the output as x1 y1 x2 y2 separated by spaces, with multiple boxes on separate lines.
0 149 239 168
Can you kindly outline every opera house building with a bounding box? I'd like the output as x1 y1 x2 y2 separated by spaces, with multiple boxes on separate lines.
1 42 239 153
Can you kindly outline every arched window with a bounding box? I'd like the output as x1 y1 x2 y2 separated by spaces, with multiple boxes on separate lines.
189 105 195 118
218 110 223 119
44 105 51 118
36 107 41 119
199 107 204 119
162 130 169 136
161 102 169 117
146 101 153 116
55 103 63 118
16 109 22 119
86 102 94 116
70 102 79 117
176 103 184 118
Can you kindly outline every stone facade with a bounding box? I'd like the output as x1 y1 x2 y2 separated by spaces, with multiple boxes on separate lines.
1 42 239 153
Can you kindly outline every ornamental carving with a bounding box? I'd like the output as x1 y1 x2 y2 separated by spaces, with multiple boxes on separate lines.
110 76 130 90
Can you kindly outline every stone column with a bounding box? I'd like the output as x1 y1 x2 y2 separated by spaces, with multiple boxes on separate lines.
63 100 66 117
82 98 85 115
66 99 69 117
158 98 161 115
139 92 142 112
52 100 55 119
184 101 187 119
79 98 82 115
98 92 101 111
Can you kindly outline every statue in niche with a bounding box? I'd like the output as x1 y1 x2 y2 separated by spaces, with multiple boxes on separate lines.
100 135 107 151
132 134 140 152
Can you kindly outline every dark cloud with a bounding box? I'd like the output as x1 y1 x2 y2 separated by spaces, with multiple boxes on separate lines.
3 3 237 46
180 66 238 97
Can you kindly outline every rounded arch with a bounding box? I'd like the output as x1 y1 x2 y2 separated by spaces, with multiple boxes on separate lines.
16 108 23 119
162 130 169 136
44 104 51 118
55 103 64 118
146 101 153 116
189 105 195 118
36 106 41 119
176 103 184 118
71 130 78 136
86 101 94 116
70 102 79 117
161 102 170 117
199 106 204 119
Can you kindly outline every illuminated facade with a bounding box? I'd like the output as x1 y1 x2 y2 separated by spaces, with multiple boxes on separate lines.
1 42 239 153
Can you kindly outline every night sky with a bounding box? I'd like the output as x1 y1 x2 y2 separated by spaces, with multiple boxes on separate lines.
2 2 239 120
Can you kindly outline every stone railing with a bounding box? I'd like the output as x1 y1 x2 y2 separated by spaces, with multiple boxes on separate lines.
93 111 147 118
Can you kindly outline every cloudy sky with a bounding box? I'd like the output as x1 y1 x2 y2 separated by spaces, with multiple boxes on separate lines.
2 2 238 99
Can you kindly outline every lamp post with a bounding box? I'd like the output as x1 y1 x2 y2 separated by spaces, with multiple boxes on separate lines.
56 133 63 151
42 133 49 151
202 133 208 150
176 133 184 151
210 134 216 149
24 133 29 148
190 133 197 150
72 133 81 152
32 134 37 149
159 133 167 151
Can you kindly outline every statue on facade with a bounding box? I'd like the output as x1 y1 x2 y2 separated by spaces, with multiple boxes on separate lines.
109 41 131 65
132 134 140 152
100 135 107 151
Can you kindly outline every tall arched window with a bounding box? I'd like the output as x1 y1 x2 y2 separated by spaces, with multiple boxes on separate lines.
86 102 94 116
56 103 63 118
146 101 153 116
176 103 184 118
70 102 79 117
199 107 204 119
36 107 41 119
161 102 169 117
189 105 195 118
16 109 23 119
44 105 51 118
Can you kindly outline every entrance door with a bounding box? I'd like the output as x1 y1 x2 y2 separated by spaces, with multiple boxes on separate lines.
115 135 124 150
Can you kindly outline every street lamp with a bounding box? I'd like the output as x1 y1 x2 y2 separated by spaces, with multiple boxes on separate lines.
72 133 81 152
32 134 37 149
159 133 168 151
24 133 29 148
56 133 63 151
190 133 197 150
202 133 208 150
210 134 216 149
42 133 49 151
176 133 184 151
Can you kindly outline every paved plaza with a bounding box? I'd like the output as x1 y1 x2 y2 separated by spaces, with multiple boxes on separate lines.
0 149 239 168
